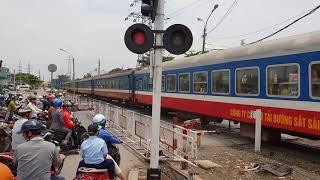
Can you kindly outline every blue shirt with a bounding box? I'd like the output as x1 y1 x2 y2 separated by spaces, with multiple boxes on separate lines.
80 136 108 164
98 129 122 144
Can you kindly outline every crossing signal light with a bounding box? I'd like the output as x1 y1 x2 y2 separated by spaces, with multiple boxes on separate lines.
124 23 154 54
163 24 193 55
141 0 158 22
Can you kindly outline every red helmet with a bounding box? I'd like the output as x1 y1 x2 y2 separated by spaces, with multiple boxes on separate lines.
48 94 56 100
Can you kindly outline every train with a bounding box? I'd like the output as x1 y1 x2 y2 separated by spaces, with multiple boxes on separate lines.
62 31 320 138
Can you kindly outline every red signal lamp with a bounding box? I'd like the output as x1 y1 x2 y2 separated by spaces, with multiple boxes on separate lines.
132 31 146 45
125 23 154 54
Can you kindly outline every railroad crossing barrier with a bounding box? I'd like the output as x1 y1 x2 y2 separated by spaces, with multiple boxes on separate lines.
75 96 199 167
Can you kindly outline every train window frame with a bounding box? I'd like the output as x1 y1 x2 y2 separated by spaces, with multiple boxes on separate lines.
309 61 320 100
161 75 165 92
166 74 177 92
235 67 260 96
211 69 230 95
178 73 190 93
266 63 300 98
193 71 208 94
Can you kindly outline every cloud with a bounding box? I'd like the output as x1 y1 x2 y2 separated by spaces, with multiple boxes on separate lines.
0 0 319 80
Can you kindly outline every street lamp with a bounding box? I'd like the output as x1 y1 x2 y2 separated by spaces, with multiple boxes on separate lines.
197 4 219 53
59 48 76 101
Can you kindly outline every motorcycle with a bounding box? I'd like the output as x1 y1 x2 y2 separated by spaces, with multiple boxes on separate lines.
0 121 12 153
0 144 65 177
106 143 121 166
43 117 88 152
74 167 111 180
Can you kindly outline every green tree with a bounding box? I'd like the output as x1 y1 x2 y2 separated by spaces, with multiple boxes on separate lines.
108 68 123 74
137 52 175 67
57 74 71 83
83 73 92 78
16 73 42 88
184 50 203 57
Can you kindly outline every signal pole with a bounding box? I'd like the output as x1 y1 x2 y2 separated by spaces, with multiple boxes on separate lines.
98 59 101 75
149 0 164 179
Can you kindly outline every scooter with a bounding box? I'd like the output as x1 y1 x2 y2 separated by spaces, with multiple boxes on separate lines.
0 121 12 153
0 136 64 177
43 118 88 152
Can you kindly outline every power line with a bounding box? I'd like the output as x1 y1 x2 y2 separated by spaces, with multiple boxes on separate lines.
207 0 239 34
167 0 212 19
249 4 320 44
207 7 311 40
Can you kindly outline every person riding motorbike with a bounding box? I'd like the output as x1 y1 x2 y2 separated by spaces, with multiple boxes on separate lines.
78 123 125 180
14 120 65 180
11 107 32 151
46 94 56 128
6 95 21 121
0 162 14 180
92 114 122 144
27 95 43 119
50 99 72 145
92 114 122 165
62 102 76 129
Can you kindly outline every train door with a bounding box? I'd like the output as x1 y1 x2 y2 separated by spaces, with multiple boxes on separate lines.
90 79 94 96
128 72 135 103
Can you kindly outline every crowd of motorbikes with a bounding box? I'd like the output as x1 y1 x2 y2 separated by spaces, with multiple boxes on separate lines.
0 92 121 179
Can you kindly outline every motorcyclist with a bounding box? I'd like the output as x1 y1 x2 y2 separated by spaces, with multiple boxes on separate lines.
50 99 72 145
6 95 21 121
92 114 122 165
78 123 125 180
92 114 122 144
46 94 56 128
27 95 43 119
14 120 65 180
11 107 32 151
62 102 76 128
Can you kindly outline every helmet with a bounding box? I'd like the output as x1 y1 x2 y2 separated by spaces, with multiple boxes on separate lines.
17 120 44 134
63 101 72 107
53 99 62 107
48 94 56 100
88 124 99 136
0 163 14 180
41 98 48 104
28 95 36 101
92 114 106 124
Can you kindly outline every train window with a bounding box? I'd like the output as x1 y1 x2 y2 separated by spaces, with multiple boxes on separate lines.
144 75 153 91
179 73 190 92
236 67 259 95
167 74 176 92
212 70 230 94
136 79 143 91
267 64 299 97
161 75 165 92
193 72 208 94
310 63 320 98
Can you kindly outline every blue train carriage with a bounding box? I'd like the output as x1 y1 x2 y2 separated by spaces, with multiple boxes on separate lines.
135 31 320 138
93 70 135 102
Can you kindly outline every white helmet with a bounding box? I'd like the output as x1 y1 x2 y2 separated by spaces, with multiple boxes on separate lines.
92 114 106 124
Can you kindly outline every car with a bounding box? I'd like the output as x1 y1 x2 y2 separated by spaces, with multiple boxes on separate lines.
16 84 31 91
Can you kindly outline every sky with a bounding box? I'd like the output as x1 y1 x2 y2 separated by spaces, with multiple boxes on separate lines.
0 0 319 81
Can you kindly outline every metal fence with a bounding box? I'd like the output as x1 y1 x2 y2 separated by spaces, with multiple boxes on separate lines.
75 95 198 164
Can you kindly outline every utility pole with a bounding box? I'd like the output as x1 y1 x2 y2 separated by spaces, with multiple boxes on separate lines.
27 61 31 74
13 69 16 90
198 4 219 53
18 61 22 74
98 59 101 75
149 0 164 178
39 69 41 78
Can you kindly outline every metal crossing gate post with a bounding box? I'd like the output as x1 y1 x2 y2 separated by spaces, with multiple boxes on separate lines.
148 0 164 179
